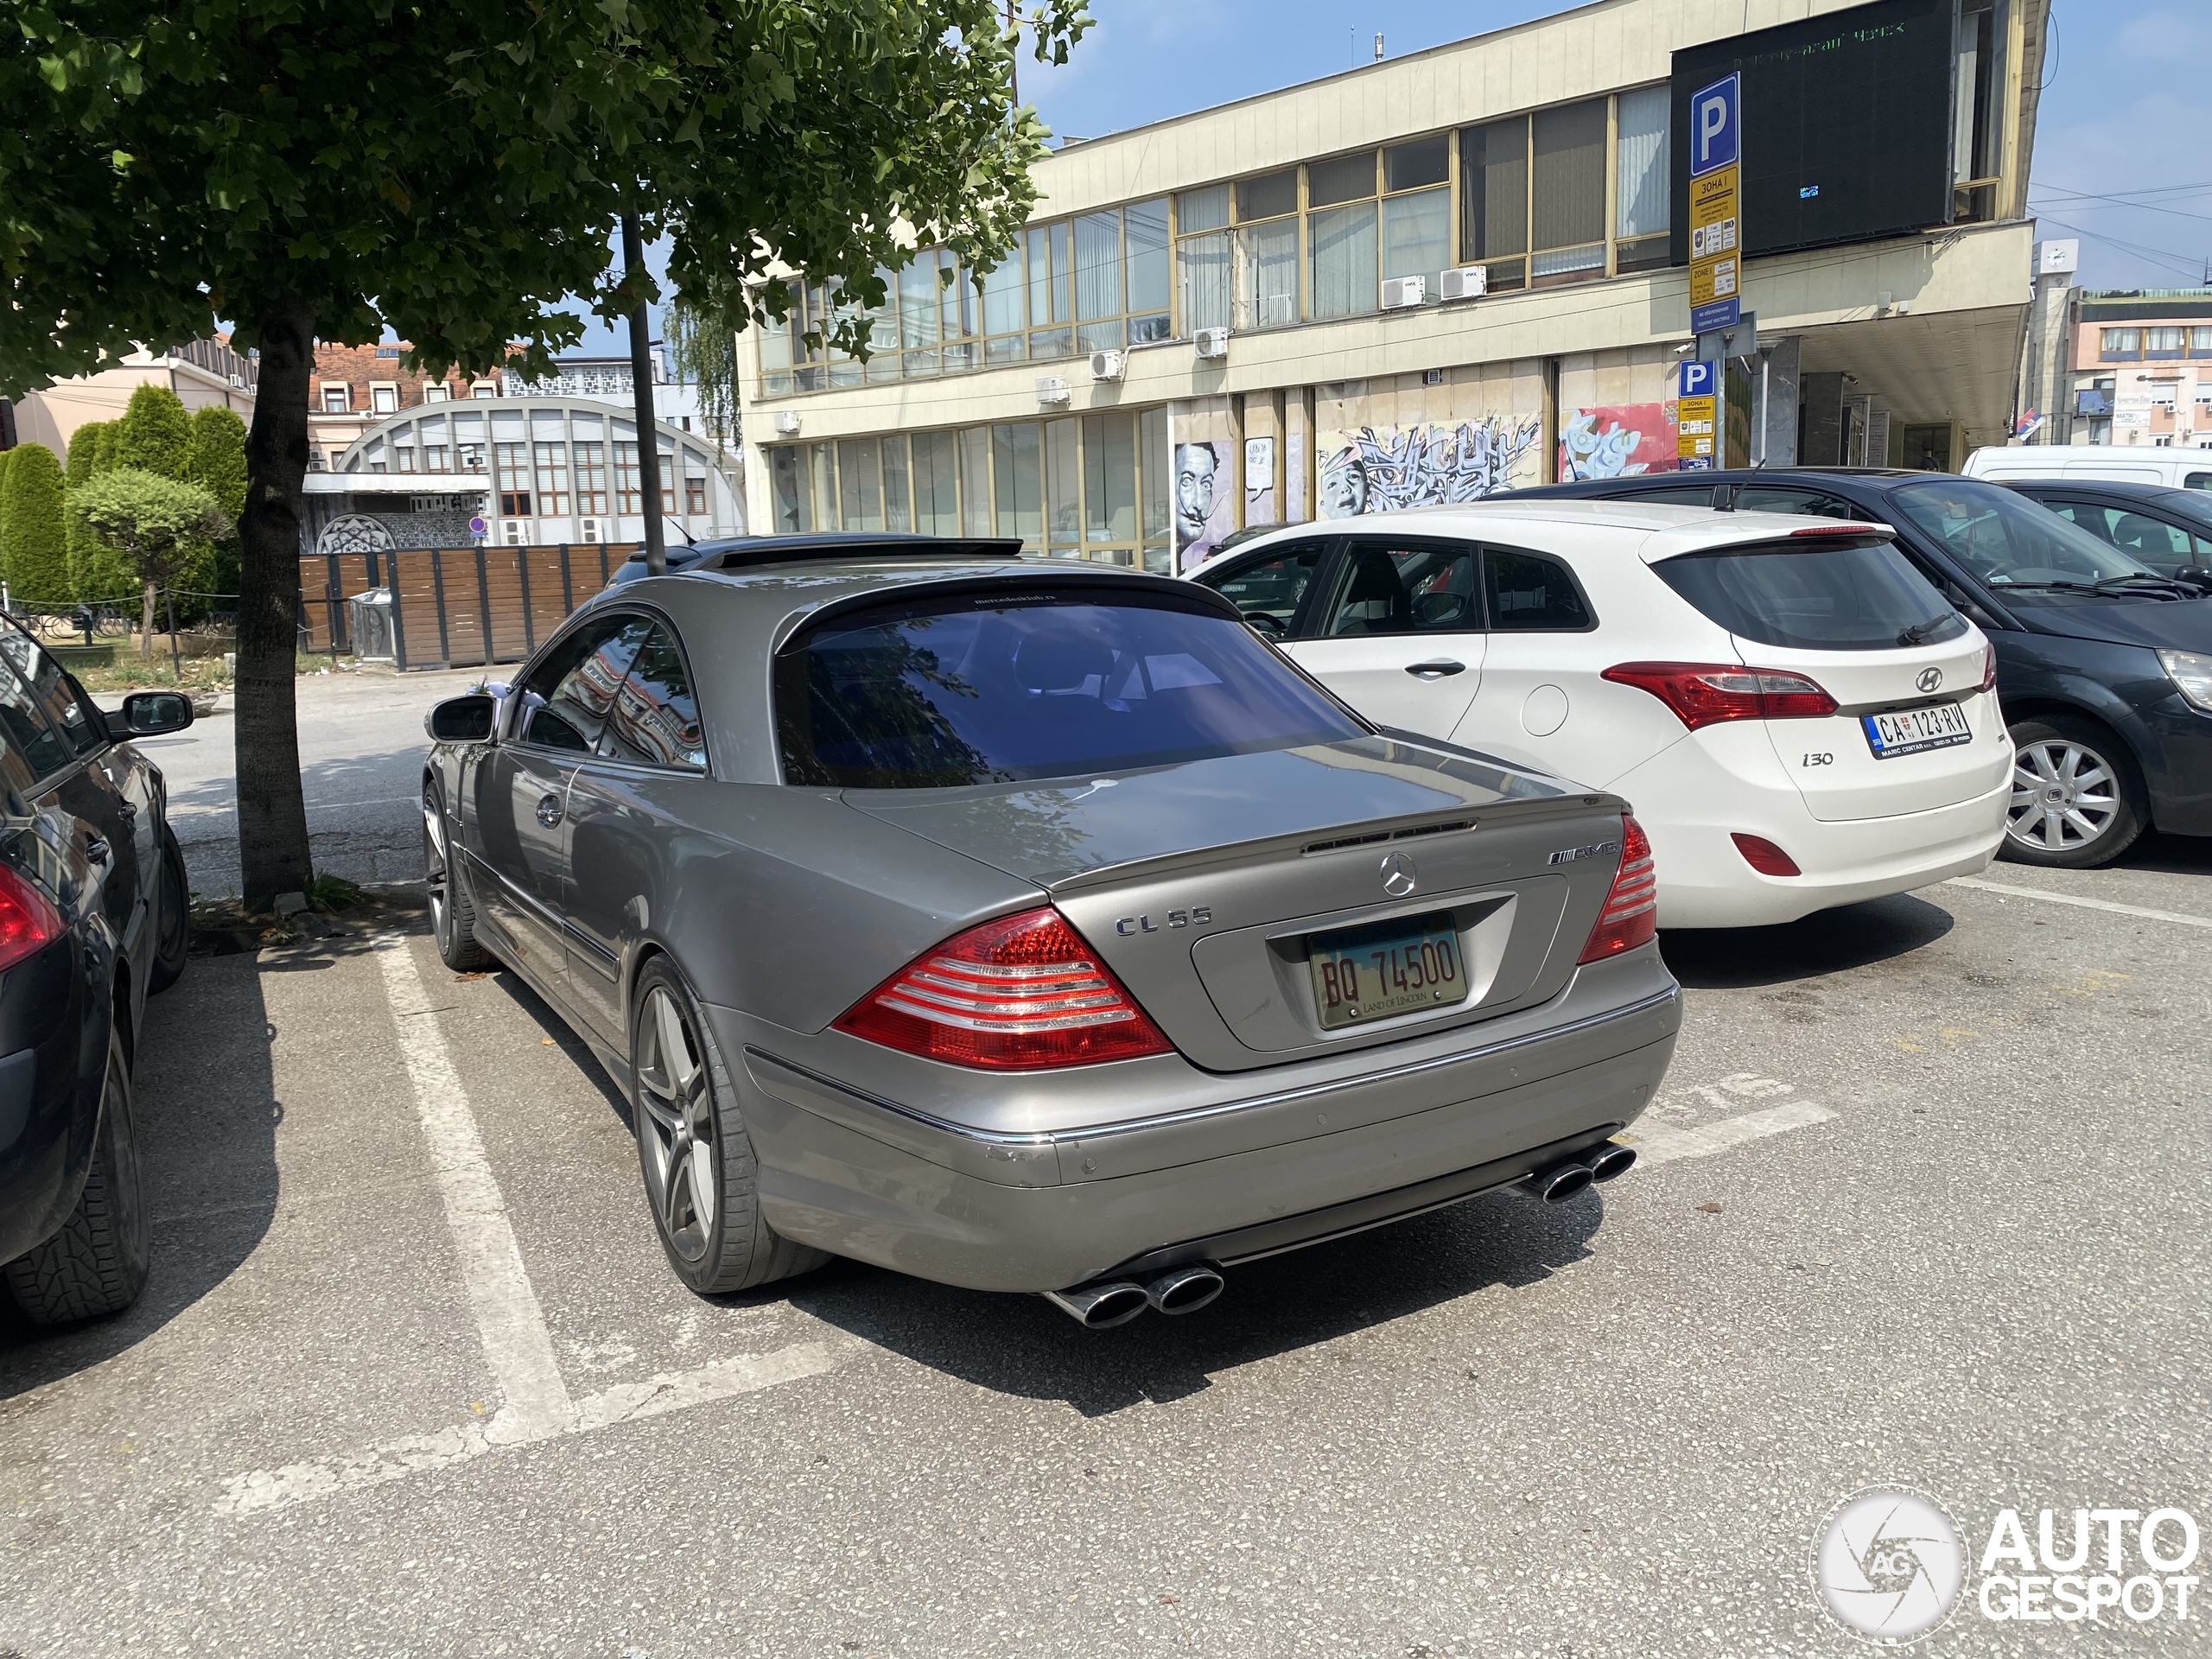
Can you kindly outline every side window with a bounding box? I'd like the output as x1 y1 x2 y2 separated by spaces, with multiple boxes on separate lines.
513 617 653 754
1483 548 1592 631
1734 486 1856 519
1607 484 1707 505
600 624 706 770
1319 541 1479 637
2185 473 2212 490
2047 502 2120 545
1891 543 2000 630
2108 511 2196 564
0 630 103 760
1202 543 1325 639
0 657 68 782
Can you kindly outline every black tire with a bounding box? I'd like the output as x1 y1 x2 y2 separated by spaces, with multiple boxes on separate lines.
148 823 190 995
629 960 828 1295
2001 716 2148 869
5 1021 150 1325
423 777 493 971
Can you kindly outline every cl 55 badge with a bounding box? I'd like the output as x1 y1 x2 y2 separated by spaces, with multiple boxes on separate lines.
1116 906 1211 935
1548 840 1621 865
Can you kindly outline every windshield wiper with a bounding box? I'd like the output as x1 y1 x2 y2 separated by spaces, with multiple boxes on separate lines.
2088 574 2194 596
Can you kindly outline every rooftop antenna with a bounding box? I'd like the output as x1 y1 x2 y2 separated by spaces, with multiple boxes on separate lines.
1374 33 1385 61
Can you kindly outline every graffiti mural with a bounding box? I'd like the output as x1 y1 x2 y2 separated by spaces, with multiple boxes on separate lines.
1559 404 1679 481
1173 440 1235 571
1319 418 1543 518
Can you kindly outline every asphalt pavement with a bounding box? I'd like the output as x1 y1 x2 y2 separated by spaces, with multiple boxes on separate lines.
3 761 2209 1655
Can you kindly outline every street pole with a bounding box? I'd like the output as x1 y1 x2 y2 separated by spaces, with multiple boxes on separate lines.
622 211 668 579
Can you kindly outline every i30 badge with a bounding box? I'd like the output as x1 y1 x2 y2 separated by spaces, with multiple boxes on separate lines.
1916 666 1943 693
1379 852 1418 897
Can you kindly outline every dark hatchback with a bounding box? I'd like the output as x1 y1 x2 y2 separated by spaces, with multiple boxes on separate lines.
1516 468 2212 868
0 624 193 1326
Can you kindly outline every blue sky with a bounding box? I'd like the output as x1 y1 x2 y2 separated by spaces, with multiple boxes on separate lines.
572 0 2206 350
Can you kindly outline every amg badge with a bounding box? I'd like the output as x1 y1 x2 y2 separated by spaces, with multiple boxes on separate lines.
1548 839 1622 866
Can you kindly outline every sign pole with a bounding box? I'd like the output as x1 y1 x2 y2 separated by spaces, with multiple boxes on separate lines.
1681 71 1747 472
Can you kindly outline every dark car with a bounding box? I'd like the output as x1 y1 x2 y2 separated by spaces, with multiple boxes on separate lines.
1515 469 2212 868
0 624 193 1326
1998 477 2212 588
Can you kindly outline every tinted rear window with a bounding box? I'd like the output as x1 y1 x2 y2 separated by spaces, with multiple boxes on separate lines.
1654 538 1968 652
778 591 1366 788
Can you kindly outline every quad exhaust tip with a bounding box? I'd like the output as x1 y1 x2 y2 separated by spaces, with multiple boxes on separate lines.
1042 1262 1226 1327
1522 1141 1637 1203
1586 1142 1637 1183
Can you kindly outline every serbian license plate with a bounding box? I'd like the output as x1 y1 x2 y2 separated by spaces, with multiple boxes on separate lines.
1862 701 1972 760
1308 912 1463 1032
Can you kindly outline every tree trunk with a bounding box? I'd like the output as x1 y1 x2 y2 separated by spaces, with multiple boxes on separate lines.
234 297 317 910
140 578 156 658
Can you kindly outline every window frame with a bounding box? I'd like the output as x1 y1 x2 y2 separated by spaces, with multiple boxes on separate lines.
1480 543 1600 634
1193 536 1339 639
1306 534 1491 640
583 612 712 774
508 611 655 758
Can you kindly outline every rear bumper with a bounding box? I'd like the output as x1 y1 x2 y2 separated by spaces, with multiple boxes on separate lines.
1616 739 2011 929
713 950 1679 1293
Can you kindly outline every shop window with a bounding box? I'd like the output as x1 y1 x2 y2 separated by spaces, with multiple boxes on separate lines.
767 446 811 533
1084 413 1138 548
1531 99 1606 286
1459 115 1529 292
992 423 1043 548
1615 85 1671 273
912 431 959 536
1141 407 1172 573
1046 419 1081 554
838 437 885 531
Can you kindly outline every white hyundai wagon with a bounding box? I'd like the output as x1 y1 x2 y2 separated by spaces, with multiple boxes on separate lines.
1189 499 2012 929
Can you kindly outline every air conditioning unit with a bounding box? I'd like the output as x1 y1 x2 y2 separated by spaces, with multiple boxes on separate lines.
1381 276 1427 310
1034 375 1071 405
1439 266 1489 302
579 518 602 543
1090 349 1126 383
772 410 801 435
1193 327 1230 360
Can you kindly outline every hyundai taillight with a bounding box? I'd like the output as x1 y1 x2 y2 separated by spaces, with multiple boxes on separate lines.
1601 661 1839 729
1979 641 1999 693
1578 816 1658 964
833 906 1173 1071
0 863 63 974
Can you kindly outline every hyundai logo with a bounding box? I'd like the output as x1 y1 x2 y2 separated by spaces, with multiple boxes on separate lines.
1379 852 1418 897
1916 667 1943 694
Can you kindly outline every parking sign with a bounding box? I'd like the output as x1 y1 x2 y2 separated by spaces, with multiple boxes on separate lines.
1688 73 1741 336
1676 359 1718 468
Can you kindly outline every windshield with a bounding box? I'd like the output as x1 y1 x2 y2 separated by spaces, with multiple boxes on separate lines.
777 590 1367 788
1652 537 1967 652
1886 478 2164 590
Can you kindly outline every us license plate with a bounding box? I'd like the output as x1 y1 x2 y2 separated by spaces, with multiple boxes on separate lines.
1862 701 1972 760
1307 912 1463 1031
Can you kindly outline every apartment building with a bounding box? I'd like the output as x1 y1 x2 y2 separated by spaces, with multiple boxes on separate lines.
2063 290 2212 449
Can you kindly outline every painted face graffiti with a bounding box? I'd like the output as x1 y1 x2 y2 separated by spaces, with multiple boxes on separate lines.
1173 442 1219 544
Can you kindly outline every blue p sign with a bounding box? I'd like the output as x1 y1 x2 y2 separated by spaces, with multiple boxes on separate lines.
1679 359 1717 399
1690 73 1739 178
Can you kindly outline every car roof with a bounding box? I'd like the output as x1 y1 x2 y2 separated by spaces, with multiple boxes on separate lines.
1190 496 1897 567
2004 476 2208 506
612 531 1024 582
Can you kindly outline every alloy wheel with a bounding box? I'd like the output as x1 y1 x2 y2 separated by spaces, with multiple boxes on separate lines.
635 986 717 1262
2006 738 2120 855
423 790 451 948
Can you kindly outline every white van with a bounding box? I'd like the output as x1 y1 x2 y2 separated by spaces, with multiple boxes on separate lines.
1962 443 2212 491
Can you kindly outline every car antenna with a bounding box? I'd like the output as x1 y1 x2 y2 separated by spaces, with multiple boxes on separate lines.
1712 483 1738 512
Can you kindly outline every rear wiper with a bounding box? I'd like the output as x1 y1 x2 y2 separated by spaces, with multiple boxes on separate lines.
1895 617 1951 646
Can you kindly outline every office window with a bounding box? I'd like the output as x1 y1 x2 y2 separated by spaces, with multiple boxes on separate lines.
1310 200 1378 321
912 430 959 535
1459 115 1529 291
1236 215 1300 331
1177 184 1231 337
423 383 450 403
1383 136 1448 193
574 442 607 515
496 442 530 517
655 444 677 515
992 423 1043 548
1307 151 1377 208
1027 223 1073 360
1124 199 1172 343
2191 327 2212 358
423 444 449 473
2146 327 2186 359
458 442 485 473
1531 99 1606 285
372 384 398 414
1381 185 1450 300
321 384 350 412
2101 328 2142 360
394 445 416 474
980 251 1026 364
1238 170 1297 222
897 257 942 379
684 472 707 518
759 311 793 397
614 442 643 514
1074 212 1126 356
533 442 569 517
1615 85 1671 273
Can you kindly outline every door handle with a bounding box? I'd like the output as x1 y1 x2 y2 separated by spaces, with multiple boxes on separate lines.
535 793 564 829
84 833 111 864
1405 659 1467 678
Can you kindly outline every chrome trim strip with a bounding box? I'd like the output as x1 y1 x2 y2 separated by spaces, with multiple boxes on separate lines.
745 981 1679 1152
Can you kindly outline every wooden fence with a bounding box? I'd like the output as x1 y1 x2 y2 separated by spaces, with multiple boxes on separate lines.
297 543 638 671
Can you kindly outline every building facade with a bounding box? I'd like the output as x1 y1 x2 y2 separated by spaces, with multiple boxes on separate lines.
2062 290 2212 450
10 338 258 455
734 0 2045 571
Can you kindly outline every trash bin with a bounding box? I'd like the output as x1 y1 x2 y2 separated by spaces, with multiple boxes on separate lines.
346 588 396 660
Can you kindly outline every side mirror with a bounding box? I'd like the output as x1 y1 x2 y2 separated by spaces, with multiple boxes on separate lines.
108 690 194 740
427 694 497 742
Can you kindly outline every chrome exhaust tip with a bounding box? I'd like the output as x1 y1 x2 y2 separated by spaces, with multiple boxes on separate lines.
1144 1262 1225 1316
1522 1160 1595 1205
1042 1281 1150 1329
1586 1142 1637 1183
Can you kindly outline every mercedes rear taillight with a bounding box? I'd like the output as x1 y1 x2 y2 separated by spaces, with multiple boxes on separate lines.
833 906 1173 1071
0 863 63 974
1602 661 1839 729
1578 816 1658 964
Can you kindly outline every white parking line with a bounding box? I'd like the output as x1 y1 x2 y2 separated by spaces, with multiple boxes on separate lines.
1625 1099 1840 1166
212 937 847 1517
1945 875 2212 930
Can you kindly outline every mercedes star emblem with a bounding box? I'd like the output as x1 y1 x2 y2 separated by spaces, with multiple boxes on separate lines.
1379 851 1418 897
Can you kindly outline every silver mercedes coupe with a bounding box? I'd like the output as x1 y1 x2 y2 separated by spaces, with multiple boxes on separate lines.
421 537 1681 1327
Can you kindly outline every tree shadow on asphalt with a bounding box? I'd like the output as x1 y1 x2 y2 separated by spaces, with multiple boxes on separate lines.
1657 892 1955 990
779 1187 1605 1417
0 920 399 1395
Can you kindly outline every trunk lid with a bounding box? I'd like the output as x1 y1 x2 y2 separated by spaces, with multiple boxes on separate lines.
849 736 1637 1071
